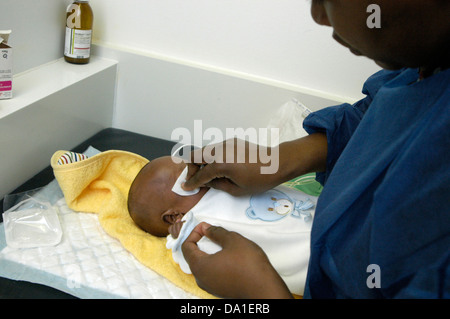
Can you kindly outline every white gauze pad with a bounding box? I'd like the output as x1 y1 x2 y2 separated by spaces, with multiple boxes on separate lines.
171 166 200 196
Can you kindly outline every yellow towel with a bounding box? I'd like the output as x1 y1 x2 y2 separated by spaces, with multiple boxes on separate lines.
51 149 215 299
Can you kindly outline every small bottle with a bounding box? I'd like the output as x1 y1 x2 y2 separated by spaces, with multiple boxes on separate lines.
64 0 94 64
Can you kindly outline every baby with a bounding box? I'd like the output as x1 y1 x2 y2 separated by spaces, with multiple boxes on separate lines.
127 156 317 295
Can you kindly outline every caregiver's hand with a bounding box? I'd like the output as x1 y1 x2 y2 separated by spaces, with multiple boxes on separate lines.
182 133 328 196
183 138 277 196
182 222 293 299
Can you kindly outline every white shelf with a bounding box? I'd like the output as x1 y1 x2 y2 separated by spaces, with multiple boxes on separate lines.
0 55 117 199
0 56 117 119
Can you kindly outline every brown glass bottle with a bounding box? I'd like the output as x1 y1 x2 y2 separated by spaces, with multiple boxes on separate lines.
64 0 94 64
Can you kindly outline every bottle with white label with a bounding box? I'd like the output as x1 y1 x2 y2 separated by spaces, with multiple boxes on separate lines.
64 0 94 64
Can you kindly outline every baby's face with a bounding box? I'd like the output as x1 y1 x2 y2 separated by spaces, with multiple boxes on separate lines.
128 156 206 237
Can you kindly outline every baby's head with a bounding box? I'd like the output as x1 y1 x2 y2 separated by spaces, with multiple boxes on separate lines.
128 156 206 237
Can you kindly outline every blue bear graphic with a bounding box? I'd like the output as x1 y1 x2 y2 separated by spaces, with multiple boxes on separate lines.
245 189 314 222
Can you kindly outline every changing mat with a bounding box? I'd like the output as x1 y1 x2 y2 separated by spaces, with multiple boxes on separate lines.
0 147 199 298
0 196 197 299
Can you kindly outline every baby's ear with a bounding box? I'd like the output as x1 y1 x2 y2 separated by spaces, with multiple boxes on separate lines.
161 209 182 225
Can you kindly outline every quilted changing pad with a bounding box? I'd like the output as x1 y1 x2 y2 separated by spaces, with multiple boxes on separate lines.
0 147 197 299
0 193 197 299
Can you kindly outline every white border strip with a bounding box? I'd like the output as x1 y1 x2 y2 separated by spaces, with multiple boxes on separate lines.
93 39 356 104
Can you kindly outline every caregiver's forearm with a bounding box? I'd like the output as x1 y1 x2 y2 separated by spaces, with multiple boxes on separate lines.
277 132 328 182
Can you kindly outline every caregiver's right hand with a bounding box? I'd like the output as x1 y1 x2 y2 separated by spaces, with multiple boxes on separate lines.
182 138 280 196
182 134 328 196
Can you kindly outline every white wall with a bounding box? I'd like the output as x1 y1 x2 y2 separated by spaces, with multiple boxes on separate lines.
94 44 338 141
0 0 380 100
0 0 72 75
91 0 380 102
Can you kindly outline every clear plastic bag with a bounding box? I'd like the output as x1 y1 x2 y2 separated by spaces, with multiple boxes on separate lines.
263 98 312 146
2 190 62 249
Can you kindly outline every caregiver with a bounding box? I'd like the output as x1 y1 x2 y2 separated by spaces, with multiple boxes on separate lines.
181 0 450 298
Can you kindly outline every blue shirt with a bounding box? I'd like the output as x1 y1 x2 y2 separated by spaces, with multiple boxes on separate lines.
303 68 450 298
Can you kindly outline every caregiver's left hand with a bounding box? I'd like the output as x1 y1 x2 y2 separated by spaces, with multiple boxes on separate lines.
182 222 293 299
